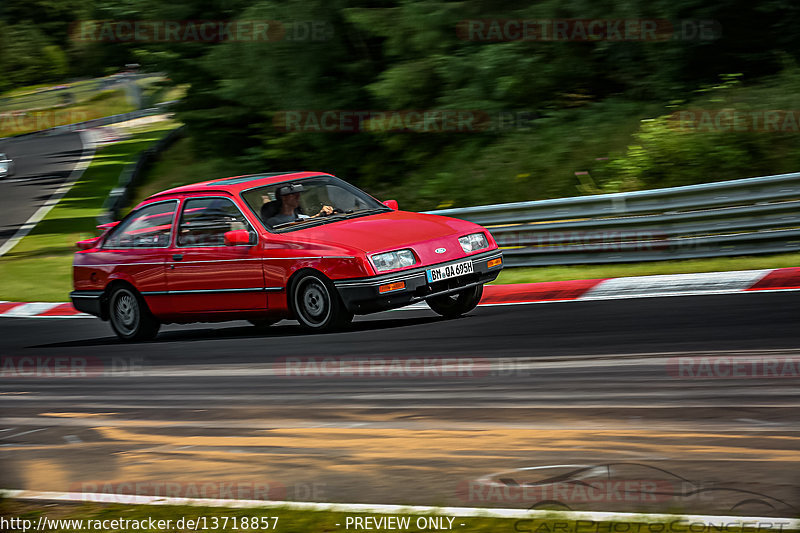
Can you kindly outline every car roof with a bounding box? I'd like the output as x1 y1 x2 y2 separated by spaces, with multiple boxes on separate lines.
145 171 332 200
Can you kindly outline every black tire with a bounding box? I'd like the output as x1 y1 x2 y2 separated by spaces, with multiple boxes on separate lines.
248 318 280 330
426 284 483 318
290 273 353 331
108 286 160 342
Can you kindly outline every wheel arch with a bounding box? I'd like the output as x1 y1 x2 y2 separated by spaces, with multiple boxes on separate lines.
101 279 141 321
285 267 333 316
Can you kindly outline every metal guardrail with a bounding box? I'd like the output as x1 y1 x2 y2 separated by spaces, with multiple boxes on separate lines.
428 173 800 266
97 125 185 225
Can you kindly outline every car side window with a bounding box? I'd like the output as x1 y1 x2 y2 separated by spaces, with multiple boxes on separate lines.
177 197 254 247
104 201 177 249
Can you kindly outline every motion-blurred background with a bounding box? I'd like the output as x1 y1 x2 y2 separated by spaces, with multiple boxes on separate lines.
3 0 800 210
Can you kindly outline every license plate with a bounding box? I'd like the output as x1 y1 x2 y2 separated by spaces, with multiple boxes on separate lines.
426 260 474 283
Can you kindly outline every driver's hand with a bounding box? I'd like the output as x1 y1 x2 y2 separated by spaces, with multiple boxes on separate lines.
317 205 334 216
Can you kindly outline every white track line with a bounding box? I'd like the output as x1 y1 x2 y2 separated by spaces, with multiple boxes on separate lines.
0 131 96 257
1 490 797 528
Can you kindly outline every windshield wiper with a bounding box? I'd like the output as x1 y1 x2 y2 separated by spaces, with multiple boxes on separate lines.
271 218 317 230
272 207 390 231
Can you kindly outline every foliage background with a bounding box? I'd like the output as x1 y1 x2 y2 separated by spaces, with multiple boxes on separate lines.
4 0 800 209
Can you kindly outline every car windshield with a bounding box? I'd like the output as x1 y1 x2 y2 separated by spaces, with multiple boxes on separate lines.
241 175 390 232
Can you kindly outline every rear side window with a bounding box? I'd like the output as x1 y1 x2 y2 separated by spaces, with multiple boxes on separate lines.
177 197 254 247
104 201 177 248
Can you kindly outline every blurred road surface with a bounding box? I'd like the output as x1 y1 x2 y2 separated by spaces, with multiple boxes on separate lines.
0 292 798 515
0 132 86 250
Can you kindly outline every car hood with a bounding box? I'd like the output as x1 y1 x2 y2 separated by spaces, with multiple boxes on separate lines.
294 210 492 263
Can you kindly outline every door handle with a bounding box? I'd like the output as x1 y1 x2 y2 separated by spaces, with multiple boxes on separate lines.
172 253 184 261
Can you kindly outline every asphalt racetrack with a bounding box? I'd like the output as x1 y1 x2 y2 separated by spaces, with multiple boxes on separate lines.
0 132 85 250
1 292 799 515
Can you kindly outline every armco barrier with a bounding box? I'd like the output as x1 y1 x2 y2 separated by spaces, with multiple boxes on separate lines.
97 125 185 224
428 173 800 266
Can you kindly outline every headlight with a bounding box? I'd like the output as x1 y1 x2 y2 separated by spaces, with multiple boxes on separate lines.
371 249 417 272
459 232 489 253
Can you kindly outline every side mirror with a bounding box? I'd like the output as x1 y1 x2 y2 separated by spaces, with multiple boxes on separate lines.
383 199 399 210
76 237 101 250
224 229 254 246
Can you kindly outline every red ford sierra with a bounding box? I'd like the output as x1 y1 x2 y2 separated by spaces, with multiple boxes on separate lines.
71 172 503 341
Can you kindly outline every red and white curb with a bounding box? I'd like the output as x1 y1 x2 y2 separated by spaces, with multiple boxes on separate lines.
1 489 798 528
0 301 88 318
1 267 798 319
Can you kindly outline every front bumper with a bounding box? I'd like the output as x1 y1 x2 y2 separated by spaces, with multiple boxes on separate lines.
334 249 503 314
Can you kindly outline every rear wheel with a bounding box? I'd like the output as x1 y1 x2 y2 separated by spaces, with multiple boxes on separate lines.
427 284 483 318
291 273 353 331
108 286 160 342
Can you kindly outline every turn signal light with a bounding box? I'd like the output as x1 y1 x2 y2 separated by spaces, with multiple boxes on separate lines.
379 281 406 293
488 258 502 268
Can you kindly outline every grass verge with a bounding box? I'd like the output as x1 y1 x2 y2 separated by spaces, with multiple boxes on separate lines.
0 120 178 302
0 90 135 138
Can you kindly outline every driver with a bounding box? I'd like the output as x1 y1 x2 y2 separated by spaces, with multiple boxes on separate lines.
264 183 334 227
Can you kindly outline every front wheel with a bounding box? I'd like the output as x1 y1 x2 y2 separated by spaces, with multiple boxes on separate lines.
427 284 483 318
291 273 353 331
108 286 160 342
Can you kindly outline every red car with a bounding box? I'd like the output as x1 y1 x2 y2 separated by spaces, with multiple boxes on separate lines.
71 172 503 341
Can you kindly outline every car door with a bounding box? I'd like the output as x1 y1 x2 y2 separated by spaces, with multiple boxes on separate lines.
97 200 178 317
166 195 267 313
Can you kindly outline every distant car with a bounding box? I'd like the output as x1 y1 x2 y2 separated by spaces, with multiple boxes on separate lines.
71 171 503 341
0 153 15 178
